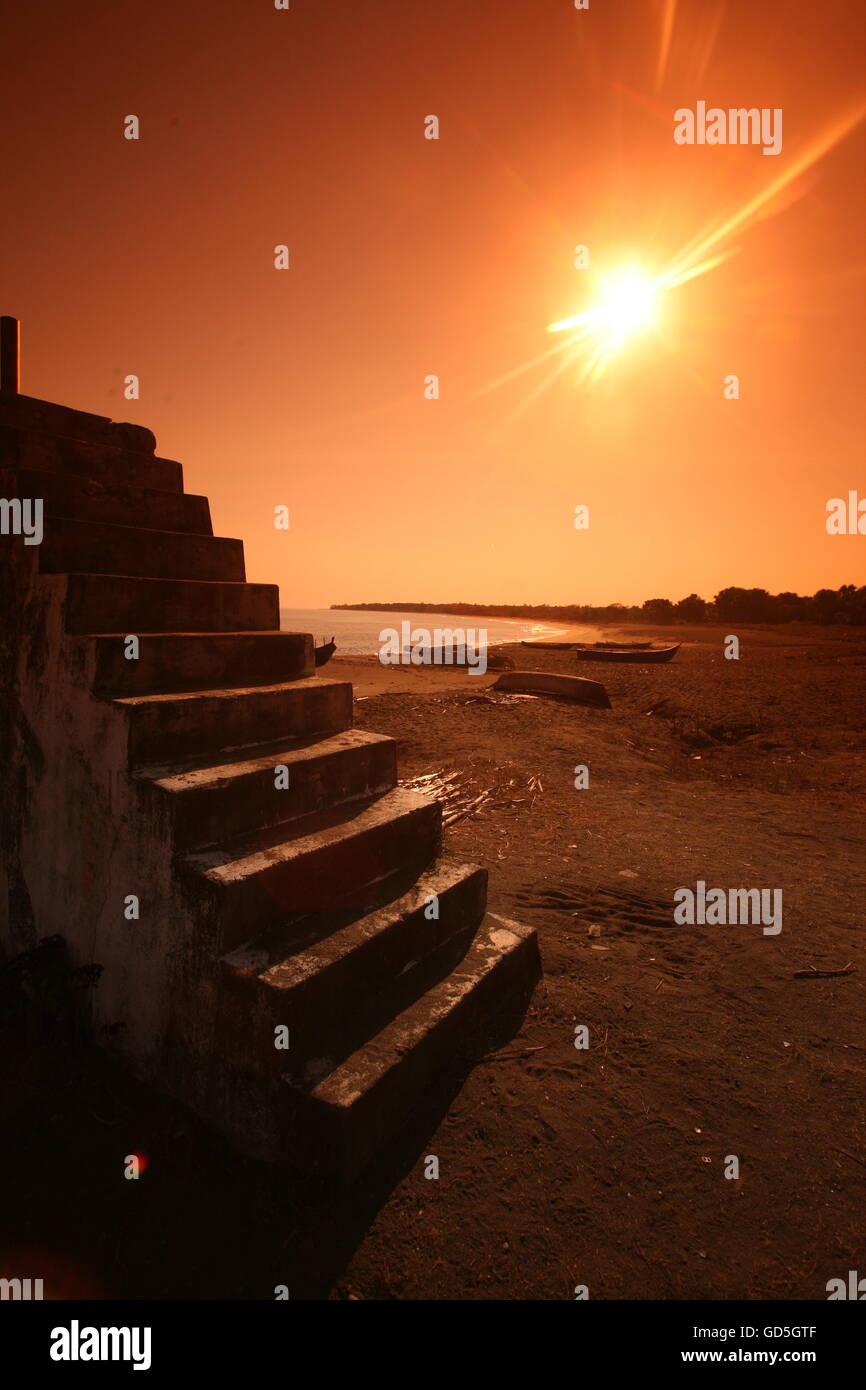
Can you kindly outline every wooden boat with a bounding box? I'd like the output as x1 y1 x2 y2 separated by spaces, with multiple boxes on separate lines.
520 640 576 650
314 638 337 667
491 670 610 707
592 640 654 649
521 639 656 651
575 643 681 664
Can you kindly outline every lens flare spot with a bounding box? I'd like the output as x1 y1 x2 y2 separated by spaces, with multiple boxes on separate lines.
595 270 659 345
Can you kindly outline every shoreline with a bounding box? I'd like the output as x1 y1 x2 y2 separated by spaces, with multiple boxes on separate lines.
327 621 863 698
328 621 609 696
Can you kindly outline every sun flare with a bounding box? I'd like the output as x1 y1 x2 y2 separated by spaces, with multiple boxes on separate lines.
544 266 663 385
547 268 660 345
596 270 658 345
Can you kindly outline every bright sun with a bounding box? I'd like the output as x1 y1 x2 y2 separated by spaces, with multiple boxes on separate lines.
542 266 664 386
547 267 661 355
594 270 659 345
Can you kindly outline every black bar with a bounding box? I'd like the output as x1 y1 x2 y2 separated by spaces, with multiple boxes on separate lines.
0 1299 862 1375
0 314 21 392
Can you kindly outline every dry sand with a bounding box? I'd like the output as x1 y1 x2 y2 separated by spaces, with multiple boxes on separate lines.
328 622 603 696
1 623 863 1299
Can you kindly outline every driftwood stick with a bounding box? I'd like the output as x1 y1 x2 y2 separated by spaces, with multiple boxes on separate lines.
793 963 854 979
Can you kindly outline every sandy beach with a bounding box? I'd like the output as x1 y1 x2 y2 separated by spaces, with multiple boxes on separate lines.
332 621 865 1298
327 622 605 696
3 621 862 1298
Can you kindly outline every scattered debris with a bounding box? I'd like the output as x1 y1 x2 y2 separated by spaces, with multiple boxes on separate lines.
477 1044 549 1064
831 1146 866 1168
401 764 548 826
793 963 854 979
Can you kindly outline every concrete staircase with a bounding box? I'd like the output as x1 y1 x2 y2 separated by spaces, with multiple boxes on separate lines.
0 391 540 1177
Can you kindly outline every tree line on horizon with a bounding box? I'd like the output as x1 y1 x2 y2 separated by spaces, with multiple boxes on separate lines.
332 585 866 626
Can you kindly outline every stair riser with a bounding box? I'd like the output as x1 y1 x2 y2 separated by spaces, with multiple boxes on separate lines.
64 574 280 635
237 870 487 1073
199 801 442 952
92 632 314 697
0 420 181 493
125 681 354 768
40 517 245 583
291 926 540 1178
161 737 397 851
8 467 212 535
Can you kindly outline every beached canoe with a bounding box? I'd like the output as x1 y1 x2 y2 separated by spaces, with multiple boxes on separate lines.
591 640 654 650
520 639 656 651
314 638 336 667
575 644 681 664
519 640 577 650
491 670 611 707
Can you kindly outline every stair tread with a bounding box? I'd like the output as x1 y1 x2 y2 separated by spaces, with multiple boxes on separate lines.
0 392 154 446
136 730 357 780
42 516 246 583
302 913 534 1107
43 513 241 544
148 728 392 790
224 854 481 983
187 785 437 881
114 675 350 709
66 571 270 586
2 464 211 533
5 468 208 508
89 629 311 638
91 630 314 696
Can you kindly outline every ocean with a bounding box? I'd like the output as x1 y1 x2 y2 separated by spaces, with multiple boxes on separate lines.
279 607 572 656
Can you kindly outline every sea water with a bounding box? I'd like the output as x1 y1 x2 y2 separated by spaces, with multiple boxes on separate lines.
279 608 571 656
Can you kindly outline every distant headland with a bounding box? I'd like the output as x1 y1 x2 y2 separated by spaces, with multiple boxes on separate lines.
332 585 865 626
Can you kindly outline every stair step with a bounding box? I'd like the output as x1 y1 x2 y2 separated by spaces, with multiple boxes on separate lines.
63 573 279 635
40 516 245 582
0 391 158 453
186 787 442 951
91 630 313 697
222 856 487 1068
148 728 396 850
118 676 353 767
284 913 540 1177
0 419 181 493
6 467 212 535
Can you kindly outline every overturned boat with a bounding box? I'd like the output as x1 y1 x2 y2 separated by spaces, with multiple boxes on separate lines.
491 670 611 707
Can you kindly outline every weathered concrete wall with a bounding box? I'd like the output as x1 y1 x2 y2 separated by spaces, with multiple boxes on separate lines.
1 423 324 1135
1 392 539 1176
2 524 167 1053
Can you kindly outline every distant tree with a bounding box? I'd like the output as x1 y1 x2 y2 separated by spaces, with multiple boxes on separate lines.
333 585 864 627
714 587 773 623
834 584 866 625
642 598 675 622
772 591 807 622
675 593 707 622
809 588 843 624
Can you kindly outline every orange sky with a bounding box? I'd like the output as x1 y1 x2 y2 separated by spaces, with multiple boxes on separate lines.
2 0 864 607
